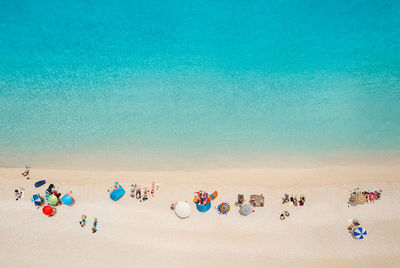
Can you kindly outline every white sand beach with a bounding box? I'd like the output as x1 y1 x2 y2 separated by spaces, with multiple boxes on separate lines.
1 163 400 268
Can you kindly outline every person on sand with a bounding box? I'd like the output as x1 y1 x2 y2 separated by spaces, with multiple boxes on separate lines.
15 189 20 200
280 214 285 220
290 196 294 205
136 187 141 199
369 192 375 203
21 166 30 177
170 202 177 210
130 184 136 197
282 194 289 204
80 215 87 227
92 218 98 233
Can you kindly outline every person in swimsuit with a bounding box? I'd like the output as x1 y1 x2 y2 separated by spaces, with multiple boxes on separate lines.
92 218 98 233
21 166 30 177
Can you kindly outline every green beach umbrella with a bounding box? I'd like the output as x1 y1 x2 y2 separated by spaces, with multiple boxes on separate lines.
48 194 58 206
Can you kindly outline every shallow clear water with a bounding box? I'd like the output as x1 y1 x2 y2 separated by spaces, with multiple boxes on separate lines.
1 0 399 168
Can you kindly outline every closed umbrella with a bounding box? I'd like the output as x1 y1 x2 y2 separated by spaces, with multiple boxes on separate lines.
239 204 253 216
48 194 58 206
352 226 367 239
42 205 53 216
174 201 191 219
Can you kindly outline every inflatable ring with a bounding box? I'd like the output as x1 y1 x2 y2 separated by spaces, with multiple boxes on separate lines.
196 202 211 212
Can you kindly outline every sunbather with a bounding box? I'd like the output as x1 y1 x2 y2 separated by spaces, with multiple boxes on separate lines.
21 166 30 176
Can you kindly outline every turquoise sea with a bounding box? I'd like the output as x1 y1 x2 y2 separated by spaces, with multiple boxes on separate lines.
1 0 399 169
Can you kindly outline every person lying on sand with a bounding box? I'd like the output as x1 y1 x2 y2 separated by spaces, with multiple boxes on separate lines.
21 166 30 177
15 189 20 200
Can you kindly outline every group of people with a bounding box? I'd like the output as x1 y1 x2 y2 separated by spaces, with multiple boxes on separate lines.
282 194 306 206
349 189 382 204
19 166 100 233
130 182 158 202
196 190 210 205
79 214 98 233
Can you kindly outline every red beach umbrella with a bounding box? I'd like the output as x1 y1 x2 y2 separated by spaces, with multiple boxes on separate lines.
42 205 53 216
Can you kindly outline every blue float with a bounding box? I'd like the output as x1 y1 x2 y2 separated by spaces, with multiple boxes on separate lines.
110 182 125 201
196 202 211 212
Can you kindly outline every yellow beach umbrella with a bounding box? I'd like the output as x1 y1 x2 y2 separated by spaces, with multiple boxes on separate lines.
355 193 366 204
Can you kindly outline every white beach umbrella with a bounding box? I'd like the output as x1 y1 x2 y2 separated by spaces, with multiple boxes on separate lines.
239 204 253 216
174 201 191 219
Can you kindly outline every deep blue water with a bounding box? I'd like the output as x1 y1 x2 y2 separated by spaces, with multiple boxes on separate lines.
0 0 399 168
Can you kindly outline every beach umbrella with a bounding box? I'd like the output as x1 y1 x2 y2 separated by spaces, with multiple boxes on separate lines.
48 194 58 206
31 194 42 206
352 226 367 239
239 204 253 216
355 193 367 205
42 205 53 216
62 194 73 205
174 201 191 219
218 202 230 214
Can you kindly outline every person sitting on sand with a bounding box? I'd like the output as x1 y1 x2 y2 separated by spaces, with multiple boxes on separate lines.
21 166 30 177
294 196 298 206
170 202 177 210
280 214 285 220
282 194 289 204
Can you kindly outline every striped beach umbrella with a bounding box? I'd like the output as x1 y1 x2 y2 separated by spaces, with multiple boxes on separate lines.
218 202 230 214
31 194 42 206
352 226 367 239
355 193 367 205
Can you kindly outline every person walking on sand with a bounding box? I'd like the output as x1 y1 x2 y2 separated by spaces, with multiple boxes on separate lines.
80 214 87 227
92 218 98 233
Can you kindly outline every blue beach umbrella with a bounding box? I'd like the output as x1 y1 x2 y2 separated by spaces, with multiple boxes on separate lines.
31 194 42 206
62 194 73 205
352 226 367 239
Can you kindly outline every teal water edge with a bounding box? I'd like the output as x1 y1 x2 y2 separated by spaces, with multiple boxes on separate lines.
0 1 399 169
